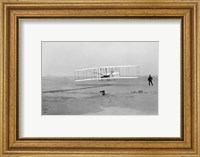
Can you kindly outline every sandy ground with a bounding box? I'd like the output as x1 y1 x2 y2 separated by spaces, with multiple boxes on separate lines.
42 76 158 115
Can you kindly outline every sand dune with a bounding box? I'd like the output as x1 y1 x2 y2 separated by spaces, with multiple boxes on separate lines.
42 76 158 115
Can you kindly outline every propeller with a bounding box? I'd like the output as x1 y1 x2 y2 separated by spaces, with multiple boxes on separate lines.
109 70 115 76
91 70 103 75
90 68 115 76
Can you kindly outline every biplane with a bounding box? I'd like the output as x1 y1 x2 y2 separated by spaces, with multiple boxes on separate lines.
74 65 140 82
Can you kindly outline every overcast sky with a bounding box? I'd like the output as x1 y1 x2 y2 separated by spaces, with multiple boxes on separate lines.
42 41 158 76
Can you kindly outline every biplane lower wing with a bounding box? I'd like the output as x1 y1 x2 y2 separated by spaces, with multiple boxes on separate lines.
74 65 140 82
75 77 139 82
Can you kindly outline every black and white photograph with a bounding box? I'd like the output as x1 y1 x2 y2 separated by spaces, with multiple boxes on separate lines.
42 41 158 115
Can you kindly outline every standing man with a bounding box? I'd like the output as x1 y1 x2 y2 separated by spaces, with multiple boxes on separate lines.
148 75 153 86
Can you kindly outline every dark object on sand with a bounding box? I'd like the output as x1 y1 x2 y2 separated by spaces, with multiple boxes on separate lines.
100 90 105 96
148 75 153 86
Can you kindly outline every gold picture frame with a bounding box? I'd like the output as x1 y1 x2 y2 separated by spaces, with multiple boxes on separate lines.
0 0 199 156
